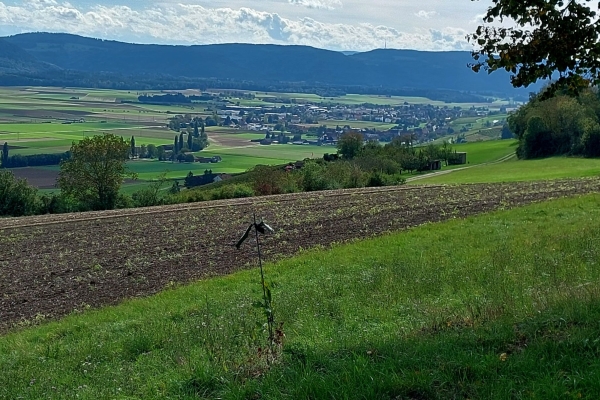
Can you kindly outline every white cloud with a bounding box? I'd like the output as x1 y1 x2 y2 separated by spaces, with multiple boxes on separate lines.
288 0 342 10
0 1 472 51
415 10 436 20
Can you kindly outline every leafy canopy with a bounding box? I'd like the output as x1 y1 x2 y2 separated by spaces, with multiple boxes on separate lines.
58 134 135 210
469 0 600 96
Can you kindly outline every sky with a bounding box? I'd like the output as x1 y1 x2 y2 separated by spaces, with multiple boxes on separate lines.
0 0 492 51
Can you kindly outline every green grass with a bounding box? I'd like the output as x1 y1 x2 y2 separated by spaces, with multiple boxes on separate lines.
450 139 517 165
127 153 289 179
2 195 600 398
204 143 325 160
252 92 509 109
417 156 600 184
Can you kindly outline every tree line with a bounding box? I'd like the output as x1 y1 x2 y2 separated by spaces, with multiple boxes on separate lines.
0 143 70 168
509 88 600 159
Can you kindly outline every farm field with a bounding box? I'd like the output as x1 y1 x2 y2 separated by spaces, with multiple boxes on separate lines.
247 91 511 110
1 191 599 398
0 178 599 332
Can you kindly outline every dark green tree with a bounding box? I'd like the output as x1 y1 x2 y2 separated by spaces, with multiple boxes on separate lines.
193 121 200 138
1 142 8 168
130 135 136 158
58 134 135 210
337 132 364 159
179 132 184 151
0 170 39 216
157 145 165 161
173 135 179 159
469 0 600 97
147 144 158 159
187 132 193 150
501 124 514 140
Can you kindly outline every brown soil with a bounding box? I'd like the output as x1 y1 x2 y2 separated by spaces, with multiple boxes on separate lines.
10 168 59 189
0 179 599 332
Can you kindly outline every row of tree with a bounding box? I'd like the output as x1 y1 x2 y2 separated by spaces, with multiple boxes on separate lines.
0 143 71 168
337 132 462 171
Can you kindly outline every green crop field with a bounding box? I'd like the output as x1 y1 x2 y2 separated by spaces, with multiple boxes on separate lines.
1 194 599 398
128 154 289 179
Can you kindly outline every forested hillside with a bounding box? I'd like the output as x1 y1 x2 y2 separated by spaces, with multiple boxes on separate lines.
1 32 542 98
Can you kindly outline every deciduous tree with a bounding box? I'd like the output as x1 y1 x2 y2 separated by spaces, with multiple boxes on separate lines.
58 134 134 210
0 170 39 216
337 132 364 159
469 0 600 96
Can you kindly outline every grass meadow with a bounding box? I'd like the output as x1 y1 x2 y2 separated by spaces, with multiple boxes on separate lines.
1 194 599 398
417 157 600 184
448 139 517 165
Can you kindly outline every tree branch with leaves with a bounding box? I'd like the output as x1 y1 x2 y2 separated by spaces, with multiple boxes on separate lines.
469 0 600 97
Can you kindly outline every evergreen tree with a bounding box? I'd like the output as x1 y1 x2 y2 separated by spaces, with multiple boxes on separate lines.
187 132 193 150
173 135 179 160
130 136 136 158
193 121 200 138
1 142 8 168
179 132 184 152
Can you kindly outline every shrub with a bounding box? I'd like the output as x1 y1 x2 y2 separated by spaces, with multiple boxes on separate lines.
581 119 600 157
0 171 40 216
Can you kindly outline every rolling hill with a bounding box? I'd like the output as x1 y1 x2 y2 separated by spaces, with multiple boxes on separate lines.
0 38 58 74
0 32 541 97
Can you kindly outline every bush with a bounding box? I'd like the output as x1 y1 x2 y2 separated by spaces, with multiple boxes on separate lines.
366 170 387 187
518 116 554 159
581 119 600 157
207 184 255 200
250 165 287 196
353 156 401 175
39 193 87 214
299 161 328 191
0 171 40 216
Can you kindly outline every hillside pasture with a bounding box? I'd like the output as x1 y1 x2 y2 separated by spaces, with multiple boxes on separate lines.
416 157 600 184
449 139 517 165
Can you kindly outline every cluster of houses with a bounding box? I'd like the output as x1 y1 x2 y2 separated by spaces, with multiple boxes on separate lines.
206 99 508 144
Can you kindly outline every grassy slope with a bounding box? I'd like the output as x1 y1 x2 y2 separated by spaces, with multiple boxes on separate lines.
449 139 517 165
418 157 600 184
1 194 600 398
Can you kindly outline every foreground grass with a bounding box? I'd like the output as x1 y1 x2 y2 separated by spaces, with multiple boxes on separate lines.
2 195 600 398
417 156 600 184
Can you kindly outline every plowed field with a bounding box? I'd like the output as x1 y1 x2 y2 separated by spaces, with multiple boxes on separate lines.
1 179 599 332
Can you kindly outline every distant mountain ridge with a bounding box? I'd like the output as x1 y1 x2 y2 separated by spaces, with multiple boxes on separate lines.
0 32 541 98
0 38 58 74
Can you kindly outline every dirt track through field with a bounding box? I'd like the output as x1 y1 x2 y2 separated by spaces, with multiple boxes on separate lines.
1 179 599 332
